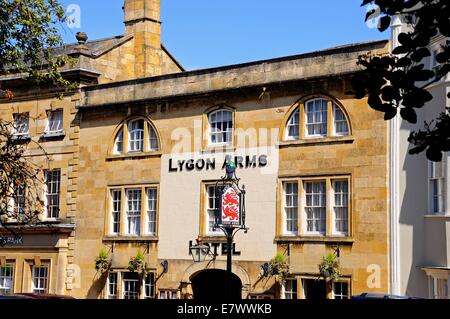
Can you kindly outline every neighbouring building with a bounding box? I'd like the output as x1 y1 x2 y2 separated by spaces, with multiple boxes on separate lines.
390 15 450 299
1 0 391 299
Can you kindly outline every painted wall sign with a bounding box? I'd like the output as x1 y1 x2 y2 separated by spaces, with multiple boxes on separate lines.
0 236 23 246
169 155 268 173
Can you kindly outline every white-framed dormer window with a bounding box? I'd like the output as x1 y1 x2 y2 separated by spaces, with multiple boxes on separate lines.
46 110 63 135
128 120 145 152
285 109 300 140
333 104 349 136
283 182 298 235
12 113 29 137
208 109 233 146
428 158 446 214
304 181 326 235
333 180 349 236
205 185 222 236
305 99 328 137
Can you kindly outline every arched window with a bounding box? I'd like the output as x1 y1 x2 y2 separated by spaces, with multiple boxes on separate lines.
208 109 233 146
284 97 350 140
112 117 160 155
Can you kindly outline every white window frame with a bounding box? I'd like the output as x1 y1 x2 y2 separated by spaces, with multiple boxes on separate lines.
114 128 124 155
283 279 297 299
333 104 349 136
146 188 158 236
282 181 298 236
128 120 145 153
45 110 63 135
205 185 222 236
208 109 233 146
285 109 300 140
12 113 30 137
110 190 121 235
125 189 142 236
144 273 155 299
122 272 140 299
332 180 349 236
428 275 450 299
303 181 327 235
305 99 328 138
107 272 118 299
0 264 14 295
148 124 159 152
31 265 49 294
158 289 178 299
332 281 349 299
44 170 61 219
428 157 446 215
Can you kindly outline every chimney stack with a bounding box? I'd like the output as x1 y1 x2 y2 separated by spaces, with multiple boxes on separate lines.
123 0 162 77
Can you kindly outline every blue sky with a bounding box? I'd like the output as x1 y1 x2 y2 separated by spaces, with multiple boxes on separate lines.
59 0 388 70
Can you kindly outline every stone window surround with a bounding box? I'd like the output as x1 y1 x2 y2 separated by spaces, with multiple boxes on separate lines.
105 271 156 300
104 183 160 240
201 105 236 152
109 116 161 159
285 274 351 299
282 95 352 142
277 175 352 240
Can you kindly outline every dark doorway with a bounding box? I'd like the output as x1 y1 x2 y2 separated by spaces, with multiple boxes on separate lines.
303 279 327 299
191 269 242 301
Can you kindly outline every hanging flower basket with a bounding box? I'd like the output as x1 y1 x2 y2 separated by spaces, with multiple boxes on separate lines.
318 253 341 282
95 248 112 274
128 251 148 276
268 253 290 282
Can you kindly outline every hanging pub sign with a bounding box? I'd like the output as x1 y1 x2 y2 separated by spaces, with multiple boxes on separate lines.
216 184 245 228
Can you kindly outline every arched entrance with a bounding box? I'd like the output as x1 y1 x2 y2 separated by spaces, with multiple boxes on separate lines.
190 269 242 301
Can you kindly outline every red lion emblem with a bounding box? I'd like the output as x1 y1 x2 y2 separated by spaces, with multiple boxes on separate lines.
222 187 240 222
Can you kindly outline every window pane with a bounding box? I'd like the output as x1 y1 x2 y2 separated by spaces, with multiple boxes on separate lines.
284 279 297 299
333 282 349 299
305 99 328 137
45 170 61 219
305 181 326 234
147 188 157 235
123 272 139 299
128 120 144 152
111 190 121 234
126 189 141 235
209 110 233 145
149 125 159 151
206 185 221 235
48 111 63 133
108 273 118 299
283 182 298 234
32 266 48 294
334 181 349 235
114 129 124 154
13 113 29 135
144 273 155 299
0 265 14 295
286 110 300 139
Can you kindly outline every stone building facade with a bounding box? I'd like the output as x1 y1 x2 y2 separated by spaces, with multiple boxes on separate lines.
1 0 391 299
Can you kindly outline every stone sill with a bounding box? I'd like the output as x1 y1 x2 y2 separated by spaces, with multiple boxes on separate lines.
106 151 162 161
103 236 159 243
40 131 66 141
275 236 354 244
278 136 354 148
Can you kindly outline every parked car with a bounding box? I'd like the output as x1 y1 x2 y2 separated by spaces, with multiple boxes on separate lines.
351 293 425 299
0 294 35 299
